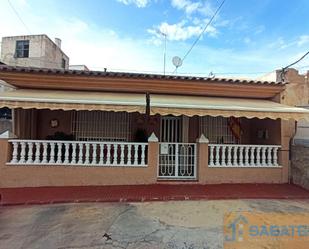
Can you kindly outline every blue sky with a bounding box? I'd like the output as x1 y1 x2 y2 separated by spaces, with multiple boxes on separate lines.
0 0 309 78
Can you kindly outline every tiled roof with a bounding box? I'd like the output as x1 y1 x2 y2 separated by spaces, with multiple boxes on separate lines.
0 65 284 85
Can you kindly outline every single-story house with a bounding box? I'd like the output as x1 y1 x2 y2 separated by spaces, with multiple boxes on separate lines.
0 65 309 188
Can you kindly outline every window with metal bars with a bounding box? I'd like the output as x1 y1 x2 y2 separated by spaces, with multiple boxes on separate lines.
71 111 132 142
15 40 29 58
199 116 239 144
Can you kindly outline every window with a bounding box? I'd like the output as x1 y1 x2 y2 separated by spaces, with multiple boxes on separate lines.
15 40 29 58
61 58 66 69
0 107 12 120
71 111 132 141
199 116 239 144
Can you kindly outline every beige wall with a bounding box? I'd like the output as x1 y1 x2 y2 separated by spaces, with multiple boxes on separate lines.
1 35 69 69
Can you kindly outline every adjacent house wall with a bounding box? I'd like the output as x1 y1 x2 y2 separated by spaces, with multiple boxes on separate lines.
1 35 69 69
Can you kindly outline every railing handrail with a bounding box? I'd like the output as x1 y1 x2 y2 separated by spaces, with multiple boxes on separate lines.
8 139 148 146
209 144 281 148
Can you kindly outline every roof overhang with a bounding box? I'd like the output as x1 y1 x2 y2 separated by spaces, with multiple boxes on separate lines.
0 66 285 99
150 94 309 121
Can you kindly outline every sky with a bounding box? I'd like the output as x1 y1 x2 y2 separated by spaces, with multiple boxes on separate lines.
0 0 309 78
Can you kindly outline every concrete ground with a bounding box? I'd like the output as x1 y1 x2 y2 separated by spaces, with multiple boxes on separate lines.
0 200 309 249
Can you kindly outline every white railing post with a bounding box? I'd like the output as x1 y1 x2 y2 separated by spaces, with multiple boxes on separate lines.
42 142 48 164
233 146 238 166
99 144 104 165
49 142 55 164
215 145 220 166
221 145 226 166
119 144 125 165
227 146 232 166
256 147 261 166
133 144 138 165
267 147 272 166
91 144 97 165
84 143 90 165
127 144 132 165
106 144 111 165
11 141 19 164
250 147 255 166
20 142 26 164
239 146 244 167
34 142 41 164
209 145 214 166
78 143 84 164
112 144 118 165
261 147 267 166
63 142 70 164
273 147 279 166
71 143 77 164
244 147 249 166
56 142 62 164
26 142 34 164
141 144 146 165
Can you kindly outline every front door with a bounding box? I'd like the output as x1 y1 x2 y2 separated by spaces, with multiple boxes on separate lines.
158 116 196 179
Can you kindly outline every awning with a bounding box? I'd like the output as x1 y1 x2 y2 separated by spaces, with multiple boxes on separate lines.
150 94 309 121
0 89 146 113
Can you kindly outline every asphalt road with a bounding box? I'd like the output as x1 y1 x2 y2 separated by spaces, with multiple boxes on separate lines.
0 199 309 249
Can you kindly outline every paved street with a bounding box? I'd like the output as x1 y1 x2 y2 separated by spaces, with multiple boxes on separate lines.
0 199 309 249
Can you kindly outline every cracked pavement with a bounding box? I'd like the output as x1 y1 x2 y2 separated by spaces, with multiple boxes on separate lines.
0 199 309 249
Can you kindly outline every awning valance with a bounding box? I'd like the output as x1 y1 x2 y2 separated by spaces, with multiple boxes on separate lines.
150 94 309 121
0 89 146 113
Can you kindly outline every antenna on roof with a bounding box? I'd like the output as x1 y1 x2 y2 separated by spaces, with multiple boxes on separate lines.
172 56 182 74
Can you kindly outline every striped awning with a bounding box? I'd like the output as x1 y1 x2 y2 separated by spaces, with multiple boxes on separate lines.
0 89 146 113
150 94 309 121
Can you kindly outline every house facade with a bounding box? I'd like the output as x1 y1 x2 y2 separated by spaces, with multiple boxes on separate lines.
0 65 309 188
0 35 69 69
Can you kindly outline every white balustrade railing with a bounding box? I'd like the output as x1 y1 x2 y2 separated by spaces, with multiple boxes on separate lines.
8 140 148 167
208 144 281 167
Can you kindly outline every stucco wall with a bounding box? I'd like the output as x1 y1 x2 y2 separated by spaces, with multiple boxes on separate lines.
1 35 69 69
291 145 309 190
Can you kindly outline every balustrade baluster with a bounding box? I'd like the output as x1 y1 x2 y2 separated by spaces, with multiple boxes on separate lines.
261 147 267 166
233 146 238 166
77 143 84 164
244 147 249 166
141 144 146 165
215 146 220 166
26 142 34 164
56 142 62 164
71 143 77 164
113 144 118 165
91 144 97 165
99 144 104 165
64 143 70 164
250 147 255 166
227 146 232 166
106 144 111 165
34 142 41 164
273 147 279 166
11 141 19 163
120 144 125 165
127 144 132 165
49 142 55 164
256 147 261 166
42 142 48 164
267 147 272 166
84 143 90 165
209 146 214 166
239 146 244 166
20 142 26 164
133 145 138 165
221 146 226 166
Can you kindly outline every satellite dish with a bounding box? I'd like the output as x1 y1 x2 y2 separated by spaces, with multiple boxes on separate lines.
172 56 182 68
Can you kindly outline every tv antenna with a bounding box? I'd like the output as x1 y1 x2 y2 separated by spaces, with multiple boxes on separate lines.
156 30 167 75
172 56 182 74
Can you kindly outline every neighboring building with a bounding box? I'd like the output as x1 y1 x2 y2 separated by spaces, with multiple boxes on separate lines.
69 65 90 71
0 64 309 202
0 34 69 69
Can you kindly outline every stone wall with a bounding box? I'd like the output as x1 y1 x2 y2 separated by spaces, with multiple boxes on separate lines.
291 144 309 190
